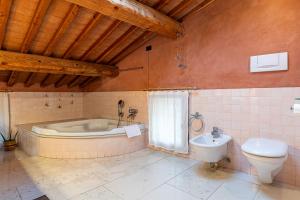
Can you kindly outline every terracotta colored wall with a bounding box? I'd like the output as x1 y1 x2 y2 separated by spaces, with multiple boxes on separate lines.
86 0 300 91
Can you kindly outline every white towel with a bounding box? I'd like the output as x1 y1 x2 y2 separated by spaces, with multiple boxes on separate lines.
124 125 141 138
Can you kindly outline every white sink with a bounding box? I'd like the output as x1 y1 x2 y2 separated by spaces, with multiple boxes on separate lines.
190 133 232 163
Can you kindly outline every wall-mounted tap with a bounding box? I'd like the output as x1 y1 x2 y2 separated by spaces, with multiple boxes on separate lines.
127 108 138 121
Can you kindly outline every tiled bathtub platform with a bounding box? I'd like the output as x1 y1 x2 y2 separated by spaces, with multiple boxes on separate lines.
0 148 300 200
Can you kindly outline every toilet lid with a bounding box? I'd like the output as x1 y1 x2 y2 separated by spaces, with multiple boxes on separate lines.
242 138 288 158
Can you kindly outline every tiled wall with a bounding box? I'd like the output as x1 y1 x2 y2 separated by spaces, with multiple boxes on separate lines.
9 92 83 131
4 88 300 186
189 87 300 186
83 91 148 124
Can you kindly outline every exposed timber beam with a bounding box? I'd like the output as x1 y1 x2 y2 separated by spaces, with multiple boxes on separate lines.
7 70 18 87
180 0 216 20
80 20 122 61
0 50 119 77
107 0 170 64
42 4 80 88
108 0 215 65
54 74 67 88
9 0 52 87
43 4 79 56
109 31 156 65
24 72 36 87
68 75 81 88
63 13 102 58
21 0 52 53
168 0 195 18
0 0 12 49
64 0 183 38
40 73 51 87
96 26 137 63
79 76 98 88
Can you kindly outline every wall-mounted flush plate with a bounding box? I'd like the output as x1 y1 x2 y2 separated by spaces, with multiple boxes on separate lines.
250 52 288 72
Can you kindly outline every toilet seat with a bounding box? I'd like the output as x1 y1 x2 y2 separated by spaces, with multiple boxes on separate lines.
241 138 288 158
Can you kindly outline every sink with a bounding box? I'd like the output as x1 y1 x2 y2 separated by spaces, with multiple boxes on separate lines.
190 133 232 163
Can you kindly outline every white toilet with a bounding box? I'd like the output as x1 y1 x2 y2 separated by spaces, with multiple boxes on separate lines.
241 138 288 184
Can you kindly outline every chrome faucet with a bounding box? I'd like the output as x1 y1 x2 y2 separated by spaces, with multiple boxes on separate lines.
127 108 138 121
211 127 222 138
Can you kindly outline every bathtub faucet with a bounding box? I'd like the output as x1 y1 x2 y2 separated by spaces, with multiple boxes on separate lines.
127 108 138 121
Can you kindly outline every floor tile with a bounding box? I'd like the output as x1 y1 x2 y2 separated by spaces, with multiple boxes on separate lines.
255 185 300 200
105 156 195 200
141 184 198 200
168 165 228 199
70 186 122 200
0 188 21 200
208 179 259 200
17 183 44 200
0 148 299 200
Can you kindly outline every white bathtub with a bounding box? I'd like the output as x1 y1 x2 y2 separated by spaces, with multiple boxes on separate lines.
17 118 147 158
31 118 145 138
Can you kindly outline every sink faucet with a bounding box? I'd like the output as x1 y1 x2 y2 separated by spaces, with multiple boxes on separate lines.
211 127 222 138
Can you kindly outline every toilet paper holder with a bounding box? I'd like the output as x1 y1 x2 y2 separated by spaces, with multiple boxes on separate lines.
290 98 300 113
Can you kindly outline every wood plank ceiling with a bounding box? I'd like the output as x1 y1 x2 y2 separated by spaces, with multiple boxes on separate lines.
0 0 214 89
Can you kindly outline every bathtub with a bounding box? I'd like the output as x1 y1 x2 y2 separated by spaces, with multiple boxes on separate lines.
17 118 147 158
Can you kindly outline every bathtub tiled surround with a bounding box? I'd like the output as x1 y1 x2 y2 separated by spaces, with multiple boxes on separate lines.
1 149 300 200
18 127 146 158
189 87 300 186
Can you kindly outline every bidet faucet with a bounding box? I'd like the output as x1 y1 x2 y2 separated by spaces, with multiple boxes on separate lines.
211 127 222 138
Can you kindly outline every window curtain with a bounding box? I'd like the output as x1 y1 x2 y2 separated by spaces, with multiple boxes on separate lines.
0 93 10 141
148 91 189 154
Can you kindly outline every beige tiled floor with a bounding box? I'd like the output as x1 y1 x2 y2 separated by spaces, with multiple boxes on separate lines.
0 148 300 200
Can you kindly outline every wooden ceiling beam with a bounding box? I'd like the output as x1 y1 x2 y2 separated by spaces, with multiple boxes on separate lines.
0 0 12 49
109 31 155 65
180 0 216 20
79 76 98 88
154 0 171 10
107 0 170 64
64 0 182 38
68 75 81 88
54 74 67 88
168 0 195 18
43 4 80 56
108 0 215 65
80 20 122 61
42 4 79 88
0 50 118 77
24 72 37 87
97 0 168 64
96 26 137 63
7 70 18 87
62 13 102 59
40 73 51 87
21 0 52 53
9 0 52 87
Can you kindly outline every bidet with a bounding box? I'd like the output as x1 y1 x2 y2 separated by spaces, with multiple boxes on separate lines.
190 133 232 163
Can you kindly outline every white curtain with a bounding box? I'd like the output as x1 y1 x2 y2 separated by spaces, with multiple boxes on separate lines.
148 91 189 154
0 93 10 141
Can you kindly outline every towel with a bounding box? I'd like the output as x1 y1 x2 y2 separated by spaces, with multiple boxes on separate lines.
124 125 141 138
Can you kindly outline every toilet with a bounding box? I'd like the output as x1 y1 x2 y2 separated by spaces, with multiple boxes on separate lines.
241 138 288 184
